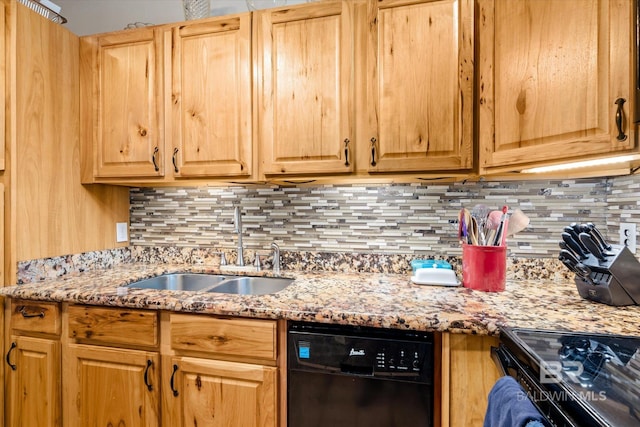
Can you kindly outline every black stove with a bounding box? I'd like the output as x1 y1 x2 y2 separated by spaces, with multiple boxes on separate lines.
493 328 640 427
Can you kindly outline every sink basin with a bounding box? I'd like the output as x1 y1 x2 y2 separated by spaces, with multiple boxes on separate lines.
125 273 229 291
207 276 293 295
125 273 293 295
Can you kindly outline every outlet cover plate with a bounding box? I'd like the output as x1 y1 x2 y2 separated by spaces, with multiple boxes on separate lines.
619 223 636 253
116 222 128 243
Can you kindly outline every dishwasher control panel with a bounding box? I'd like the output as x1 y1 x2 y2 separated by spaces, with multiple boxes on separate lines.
288 321 434 384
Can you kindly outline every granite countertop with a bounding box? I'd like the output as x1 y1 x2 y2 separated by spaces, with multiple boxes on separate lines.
2 263 639 336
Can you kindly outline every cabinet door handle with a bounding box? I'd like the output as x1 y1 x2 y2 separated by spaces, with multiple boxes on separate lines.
144 359 153 391
344 138 350 167
615 98 628 141
170 364 179 397
172 148 180 173
6 342 16 371
19 306 44 318
152 147 160 172
370 137 377 167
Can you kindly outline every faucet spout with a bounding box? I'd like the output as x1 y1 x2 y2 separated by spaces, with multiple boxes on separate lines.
271 242 280 273
234 206 244 266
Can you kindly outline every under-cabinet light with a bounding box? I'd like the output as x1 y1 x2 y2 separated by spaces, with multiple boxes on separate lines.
520 155 640 174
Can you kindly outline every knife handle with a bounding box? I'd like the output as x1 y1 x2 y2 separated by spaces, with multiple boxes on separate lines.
586 222 612 251
561 233 587 259
559 257 579 274
575 262 595 285
559 249 580 266
579 232 606 262
564 226 589 253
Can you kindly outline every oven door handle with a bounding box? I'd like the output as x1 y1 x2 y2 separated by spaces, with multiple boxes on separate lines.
490 345 512 376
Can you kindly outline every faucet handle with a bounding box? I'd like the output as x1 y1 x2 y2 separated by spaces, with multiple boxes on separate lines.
254 253 262 271
213 252 227 266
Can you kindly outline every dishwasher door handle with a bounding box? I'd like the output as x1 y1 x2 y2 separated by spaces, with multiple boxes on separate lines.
340 364 374 376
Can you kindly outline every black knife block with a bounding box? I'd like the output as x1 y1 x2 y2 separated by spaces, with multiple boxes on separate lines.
573 245 640 306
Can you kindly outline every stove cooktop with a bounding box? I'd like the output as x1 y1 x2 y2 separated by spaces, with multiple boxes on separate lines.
501 328 640 427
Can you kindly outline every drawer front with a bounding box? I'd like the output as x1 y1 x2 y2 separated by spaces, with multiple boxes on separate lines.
11 300 61 335
68 305 158 347
170 314 277 362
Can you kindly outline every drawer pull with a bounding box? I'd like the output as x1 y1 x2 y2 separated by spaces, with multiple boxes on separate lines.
6 342 16 370
170 364 179 397
19 306 44 318
144 359 153 391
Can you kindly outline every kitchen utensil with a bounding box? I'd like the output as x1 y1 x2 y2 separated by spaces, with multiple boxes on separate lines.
469 216 479 245
559 241 582 261
587 222 612 250
578 223 615 255
485 210 503 245
561 232 588 259
458 209 467 244
575 262 596 285
492 206 509 246
563 226 589 253
458 208 472 245
506 208 529 237
579 232 607 263
472 204 490 244
559 248 581 267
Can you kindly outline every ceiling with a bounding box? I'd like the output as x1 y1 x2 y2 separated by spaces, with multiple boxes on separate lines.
54 0 308 36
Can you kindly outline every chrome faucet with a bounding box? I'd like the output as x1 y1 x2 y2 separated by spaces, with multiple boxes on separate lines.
271 242 280 274
233 206 244 266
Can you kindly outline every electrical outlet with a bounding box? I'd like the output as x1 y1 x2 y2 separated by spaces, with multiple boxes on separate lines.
116 222 128 243
619 223 637 253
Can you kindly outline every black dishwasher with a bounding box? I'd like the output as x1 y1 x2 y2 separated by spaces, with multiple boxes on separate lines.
287 321 434 427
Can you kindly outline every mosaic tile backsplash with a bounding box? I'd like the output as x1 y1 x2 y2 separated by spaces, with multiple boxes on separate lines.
17 175 640 284
129 177 622 258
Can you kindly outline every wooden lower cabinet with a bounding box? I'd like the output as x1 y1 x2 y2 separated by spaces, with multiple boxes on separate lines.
162 356 277 427
5 335 61 427
65 344 160 427
5 300 62 427
440 333 501 427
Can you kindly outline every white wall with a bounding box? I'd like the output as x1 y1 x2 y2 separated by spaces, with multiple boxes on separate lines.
54 0 308 36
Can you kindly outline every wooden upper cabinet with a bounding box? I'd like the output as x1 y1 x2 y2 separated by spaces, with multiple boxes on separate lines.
365 0 474 173
257 1 356 176
80 28 164 181
478 0 634 173
170 14 253 178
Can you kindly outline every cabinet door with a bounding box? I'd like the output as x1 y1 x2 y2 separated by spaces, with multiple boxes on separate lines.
6 336 61 427
257 1 355 176
65 344 159 427
87 28 164 178
170 14 253 178
478 0 634 173
366 0 474 173
163 357 277 427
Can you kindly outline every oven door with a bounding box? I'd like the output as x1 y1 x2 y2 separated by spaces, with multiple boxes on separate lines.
491 345 581 427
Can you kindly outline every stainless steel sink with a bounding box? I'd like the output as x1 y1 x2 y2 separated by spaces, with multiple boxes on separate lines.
125 273 229 291
125 273 293 295
207 276 294 295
